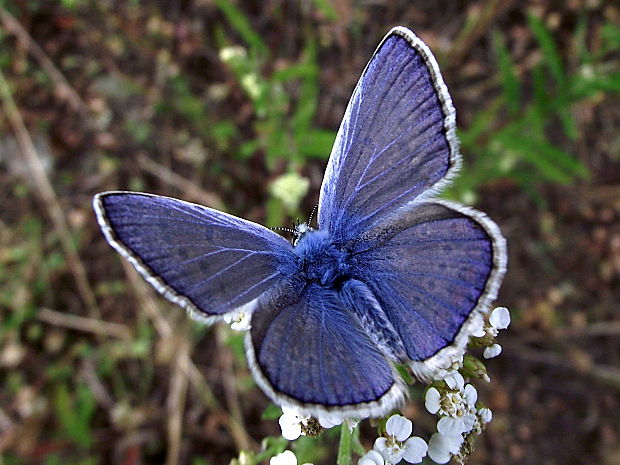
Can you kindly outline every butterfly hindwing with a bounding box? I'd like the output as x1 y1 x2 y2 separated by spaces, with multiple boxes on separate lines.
348 200 507 379
94 192 298 323
246 283 404 417
318 27 460 244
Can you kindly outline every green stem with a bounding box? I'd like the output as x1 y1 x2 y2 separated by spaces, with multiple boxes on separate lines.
337 423 352 465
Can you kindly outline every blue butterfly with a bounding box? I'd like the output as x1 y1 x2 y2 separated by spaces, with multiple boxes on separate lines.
94 27 506 419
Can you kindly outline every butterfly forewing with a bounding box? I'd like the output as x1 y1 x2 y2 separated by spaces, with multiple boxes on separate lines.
94 192 298 322
318 27 460 244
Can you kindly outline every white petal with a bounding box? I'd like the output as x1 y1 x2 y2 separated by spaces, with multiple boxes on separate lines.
374 437 389 454
279 414 302 441
462 412 477 433
483 344 502 359
444 372 464 391
490 307 511 330
318 412 344 429
270 450 298 465
478 407 493 424
445 433 464 454
425 388 441 414
359 450 384 465
386 414 413 442
427 433 453 464
385 447 405 464
281 406 301 417
464 384 478 406
437 416 465 436
402 437 428 463
471 327 486 338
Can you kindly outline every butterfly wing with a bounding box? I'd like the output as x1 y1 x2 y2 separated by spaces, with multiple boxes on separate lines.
318 27 460 244
94 192 298 323
246 283 404 418
348 200 507 380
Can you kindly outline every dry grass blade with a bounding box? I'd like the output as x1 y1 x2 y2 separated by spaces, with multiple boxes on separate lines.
37 307 132 340
445 0 515 68
0 67 100 318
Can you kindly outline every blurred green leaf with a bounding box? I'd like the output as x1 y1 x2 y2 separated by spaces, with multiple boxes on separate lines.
492 29 520 115
215 0 268 56
53 383 96 448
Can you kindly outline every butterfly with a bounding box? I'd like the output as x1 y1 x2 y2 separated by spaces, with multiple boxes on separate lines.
93 26 507 419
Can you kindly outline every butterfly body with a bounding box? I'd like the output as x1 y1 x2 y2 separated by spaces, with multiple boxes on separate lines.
94 27 507 418
295 229 350 289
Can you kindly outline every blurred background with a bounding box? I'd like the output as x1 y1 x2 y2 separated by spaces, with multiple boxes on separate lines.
1 1 619 464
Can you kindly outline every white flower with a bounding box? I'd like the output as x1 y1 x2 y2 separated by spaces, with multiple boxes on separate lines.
478 407 492 424
359 450 384 465
483 343 502 359
373 414 427 464
223 311 251 331
463 384 477 406
490 307 511 330
444 372 465 391
270 172 311 212
386 414 412 441
219 45 247 63
427 432 463 464
401 437 428 464
278 407 309 441
432 354 464 380
270 450 297 465
241 73 262 100
437 416 465 436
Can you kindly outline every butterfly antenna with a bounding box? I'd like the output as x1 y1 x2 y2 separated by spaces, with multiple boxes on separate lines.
271 226 296 234
307 203 319 228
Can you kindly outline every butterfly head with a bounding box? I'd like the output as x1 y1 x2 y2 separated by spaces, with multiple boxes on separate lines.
292 221 313 246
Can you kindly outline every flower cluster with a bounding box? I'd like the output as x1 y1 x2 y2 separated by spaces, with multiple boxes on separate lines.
472 306 511 359
359 415 427 465
424 372 492 463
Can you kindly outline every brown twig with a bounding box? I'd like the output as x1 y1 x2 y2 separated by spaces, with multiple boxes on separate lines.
504 343 620 391
0 7 89 115
216 326 251 452
519 321 620 344
0 67 100 318
137 154 225 209
166 320 190 465
37 307 131 340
